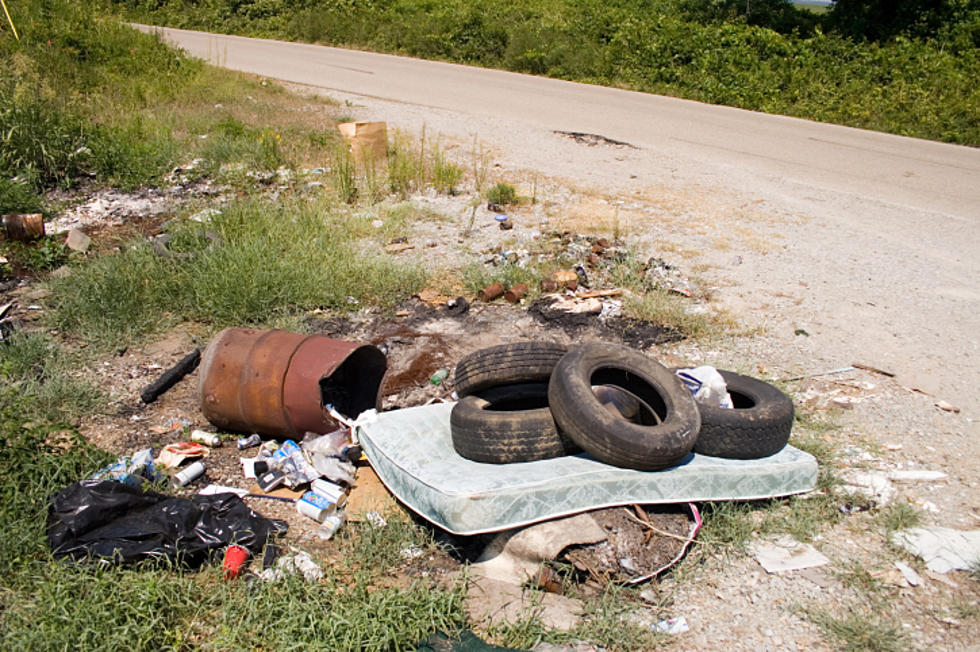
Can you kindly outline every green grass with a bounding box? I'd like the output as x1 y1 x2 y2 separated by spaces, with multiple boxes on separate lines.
696 409 844 548
46 195 428 347
879 501 922 534
485 584 667 651
804 605 909 651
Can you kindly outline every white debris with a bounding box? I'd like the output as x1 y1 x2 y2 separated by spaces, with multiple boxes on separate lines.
887 469 948 483
259 550 323 582
748 535 830 573
894 561 922 586
891 527 980 574
653 617 690 635
841 470 896 508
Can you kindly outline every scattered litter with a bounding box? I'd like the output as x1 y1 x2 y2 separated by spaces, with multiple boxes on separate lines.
259 550 323 582
337 121 387 166
316 512 346 540
222 544 249 579
401 545 425 560
140 347 201 404
157 441 209 469
445 296 469 316
891 527 980 573
652 617 689 635
90 448 160 486
466 576 582 631
172 460 206 487
199 484 249 498
935 400 960 413
366 511 388 527
504 283 527 303
190 429 221 447
894 561 922 586
150 417 193 434
430 368 449 386
296 490 342 522
384 242 414 253
748 535 830 573
237 433 261 450
478 282 504 302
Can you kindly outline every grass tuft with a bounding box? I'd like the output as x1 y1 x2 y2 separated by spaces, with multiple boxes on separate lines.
47 196 428 347
805 605 909 652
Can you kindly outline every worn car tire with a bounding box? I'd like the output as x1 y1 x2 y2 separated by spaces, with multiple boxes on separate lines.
548 343 700 471
454 341 567 397
693 370 794 459
451 383 576 464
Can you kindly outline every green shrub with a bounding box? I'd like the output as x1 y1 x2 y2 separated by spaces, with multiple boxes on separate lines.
486 181 517 205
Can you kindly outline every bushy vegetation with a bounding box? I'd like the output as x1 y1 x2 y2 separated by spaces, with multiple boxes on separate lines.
0 1 200 213
114 0 980 145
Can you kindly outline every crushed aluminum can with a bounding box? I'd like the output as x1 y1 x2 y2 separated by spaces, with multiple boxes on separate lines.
237 434 261 450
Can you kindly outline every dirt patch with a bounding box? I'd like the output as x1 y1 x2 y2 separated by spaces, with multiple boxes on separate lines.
562 505 694 583
529 297 683 348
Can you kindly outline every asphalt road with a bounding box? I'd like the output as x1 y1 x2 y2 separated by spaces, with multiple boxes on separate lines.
141 25 979 221
142 25 979 418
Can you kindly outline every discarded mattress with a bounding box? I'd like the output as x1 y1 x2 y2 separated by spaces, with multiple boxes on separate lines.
356 403 817 535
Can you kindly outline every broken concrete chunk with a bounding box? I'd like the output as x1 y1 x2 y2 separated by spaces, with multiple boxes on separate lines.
748 535 830 573
891 527 980 574
65 228 91 252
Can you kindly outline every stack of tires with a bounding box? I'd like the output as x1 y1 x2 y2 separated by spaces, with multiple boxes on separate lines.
450 341 794 470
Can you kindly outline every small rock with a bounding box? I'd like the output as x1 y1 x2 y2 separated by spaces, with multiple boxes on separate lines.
65 228 91 252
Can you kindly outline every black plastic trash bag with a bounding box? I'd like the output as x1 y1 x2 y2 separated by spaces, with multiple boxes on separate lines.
47 480 279 566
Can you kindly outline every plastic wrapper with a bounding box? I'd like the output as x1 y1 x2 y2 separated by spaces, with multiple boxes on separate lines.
310 453 356 486
278 451 321 489
676 366 733 409
302 429 349 459
90 448 161 487
47 480 279 566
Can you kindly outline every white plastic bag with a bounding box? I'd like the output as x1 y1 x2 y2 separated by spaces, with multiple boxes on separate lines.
676 366 733 409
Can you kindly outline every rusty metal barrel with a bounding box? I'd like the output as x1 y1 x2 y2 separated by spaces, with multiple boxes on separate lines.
199 327 387 437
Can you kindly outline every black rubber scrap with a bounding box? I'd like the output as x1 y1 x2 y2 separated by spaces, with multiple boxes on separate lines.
140 348 201 404
450 383 576 464
453 341 567 397
692 370 794 459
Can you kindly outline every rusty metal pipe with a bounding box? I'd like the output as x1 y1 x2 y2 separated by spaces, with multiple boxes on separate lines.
199 327 386 437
